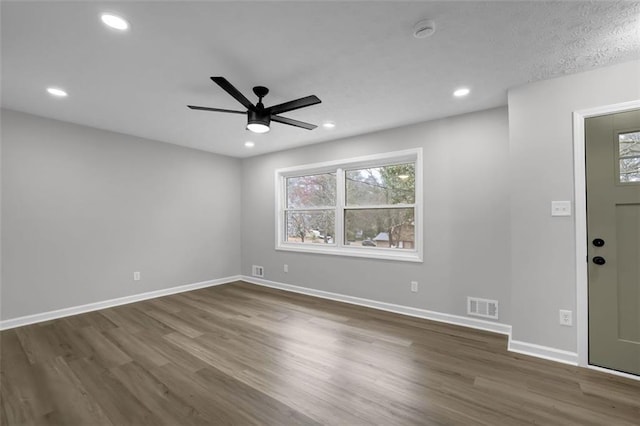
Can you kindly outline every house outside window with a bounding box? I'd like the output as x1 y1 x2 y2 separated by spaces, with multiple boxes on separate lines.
275 148 422 262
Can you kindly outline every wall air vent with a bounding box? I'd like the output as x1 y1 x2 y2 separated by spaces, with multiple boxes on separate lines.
467 297 499 320
252 265 264 278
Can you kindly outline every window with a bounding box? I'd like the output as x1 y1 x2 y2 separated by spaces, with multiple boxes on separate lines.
276 149 422 262
285 173 336 244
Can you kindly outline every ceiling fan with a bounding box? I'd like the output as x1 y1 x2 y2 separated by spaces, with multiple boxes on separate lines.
188 77 321 134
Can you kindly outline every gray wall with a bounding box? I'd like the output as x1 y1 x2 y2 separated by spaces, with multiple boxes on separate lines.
1 109 242 320
242 107 512 323
4 60 637 355
508 60 640 351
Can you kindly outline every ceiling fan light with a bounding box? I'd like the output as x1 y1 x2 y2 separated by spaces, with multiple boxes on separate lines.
247 122 270 133
247 111 270 133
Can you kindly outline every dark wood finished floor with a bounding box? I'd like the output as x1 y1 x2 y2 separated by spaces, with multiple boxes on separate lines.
1 281 639 425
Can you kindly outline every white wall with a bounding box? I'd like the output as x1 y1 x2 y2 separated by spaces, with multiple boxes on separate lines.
1 109 242 320
508 60 640 352
242 107 512 322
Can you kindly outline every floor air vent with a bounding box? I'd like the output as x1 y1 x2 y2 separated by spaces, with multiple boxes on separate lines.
467 297 499 320
252 265 264 278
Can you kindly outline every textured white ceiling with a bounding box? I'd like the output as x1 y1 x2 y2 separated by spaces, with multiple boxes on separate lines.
2 1 639 158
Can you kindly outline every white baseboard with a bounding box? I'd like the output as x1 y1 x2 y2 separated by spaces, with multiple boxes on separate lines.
242 276 512 336
242 275 582 368
508 339 578 366
0 274 585 373
0 275 242 330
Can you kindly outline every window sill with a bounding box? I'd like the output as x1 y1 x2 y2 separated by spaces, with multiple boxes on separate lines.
275 243 423 263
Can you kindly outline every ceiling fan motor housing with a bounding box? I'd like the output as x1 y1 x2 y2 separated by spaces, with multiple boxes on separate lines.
248 109 270 127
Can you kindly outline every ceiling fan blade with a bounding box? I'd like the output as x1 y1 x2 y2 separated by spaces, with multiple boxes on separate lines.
210 77 255 111
271 115 317 130
187 105 246 115
268 95 321 115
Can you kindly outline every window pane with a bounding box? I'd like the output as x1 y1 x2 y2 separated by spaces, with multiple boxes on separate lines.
287 173 336 208
620 131 640 183
285 210 335 244
346 163 415 206
345 208 414 249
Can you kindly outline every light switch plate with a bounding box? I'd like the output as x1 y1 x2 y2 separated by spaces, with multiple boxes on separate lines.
551 201 571 217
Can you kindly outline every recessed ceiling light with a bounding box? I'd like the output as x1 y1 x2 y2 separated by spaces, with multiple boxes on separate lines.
453 87 470 97
101 13 129 31
46 87 68 97
322 121 336 129
244 141 255 148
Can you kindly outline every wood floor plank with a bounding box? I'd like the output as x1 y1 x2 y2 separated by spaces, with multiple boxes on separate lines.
193 365 320 426
2 281 640 425
99 308 145 335
233 366 374 425
48 320 94 361
147 362 264 425
132 330 210 373
106 304 175 336
0 394 9 426
143 308 204 338
37 356 113 426
66 357 163 425
102 327 170 368
141 297 182 315
0 331 55 422
110 361 208 425
77 326 132 368
13 325 60 365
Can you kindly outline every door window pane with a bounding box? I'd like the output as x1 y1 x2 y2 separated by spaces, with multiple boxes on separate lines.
619 131 640 183
345 208 414 249
285 210 335 244
346 164 415 206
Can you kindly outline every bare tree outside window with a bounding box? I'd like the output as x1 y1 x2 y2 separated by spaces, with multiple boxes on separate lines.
619 131 640 183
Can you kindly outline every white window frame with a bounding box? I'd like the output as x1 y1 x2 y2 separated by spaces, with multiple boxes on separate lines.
275 148 423 262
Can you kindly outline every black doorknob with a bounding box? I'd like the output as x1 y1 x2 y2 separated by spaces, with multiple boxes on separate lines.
593 256 606 265
592 238 605 247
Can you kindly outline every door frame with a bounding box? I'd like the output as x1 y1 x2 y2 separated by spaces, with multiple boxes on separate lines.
573 99 640 379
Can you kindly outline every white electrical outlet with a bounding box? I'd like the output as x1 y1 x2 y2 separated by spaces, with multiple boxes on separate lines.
133 271 141 281
284 264 288 273
410 281 418 292
559 309 572 326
